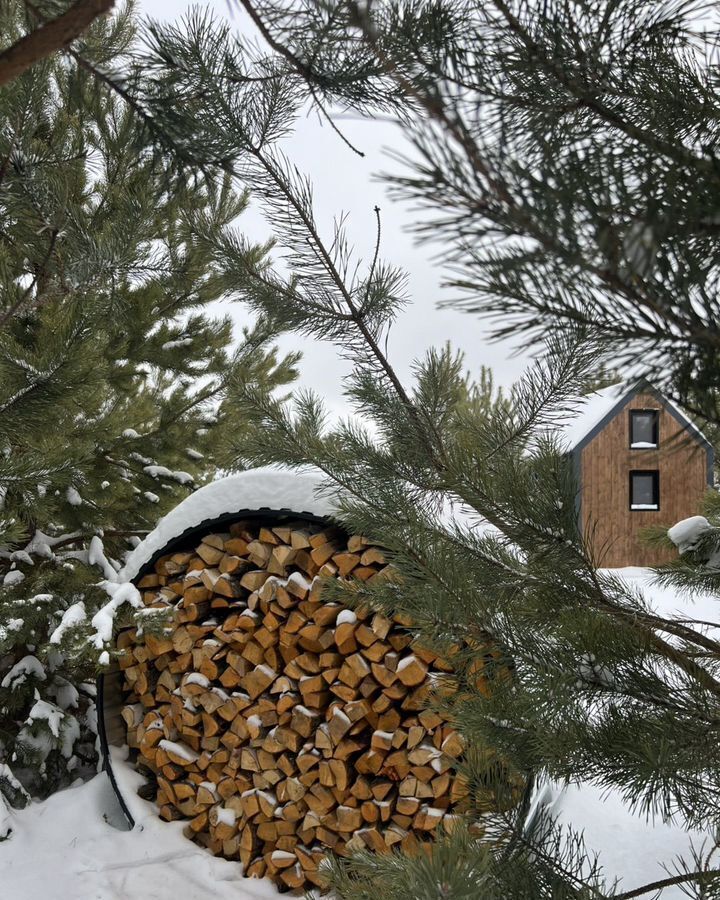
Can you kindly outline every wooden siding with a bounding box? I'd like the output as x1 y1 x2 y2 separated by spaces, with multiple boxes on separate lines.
579 391 709 567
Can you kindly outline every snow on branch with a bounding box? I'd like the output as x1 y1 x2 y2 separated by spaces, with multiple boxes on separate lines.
48 602 87 645
143 465 194 485
87 536 118 580
91 581 142 652
668 516 712 555
0 655 46 689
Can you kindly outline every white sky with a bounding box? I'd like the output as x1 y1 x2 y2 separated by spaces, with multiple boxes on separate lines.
139 0 529 415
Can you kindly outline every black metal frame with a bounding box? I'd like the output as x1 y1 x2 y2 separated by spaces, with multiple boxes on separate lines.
97 504 339 829
629 469 660 510
629 408 659 448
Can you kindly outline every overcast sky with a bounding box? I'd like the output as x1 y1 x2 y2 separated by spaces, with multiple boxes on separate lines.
139 0 529 416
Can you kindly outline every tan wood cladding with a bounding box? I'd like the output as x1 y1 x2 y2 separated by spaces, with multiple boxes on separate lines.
580 392 709 567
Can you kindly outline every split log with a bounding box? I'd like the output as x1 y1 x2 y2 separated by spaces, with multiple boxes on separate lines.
118 517 516 892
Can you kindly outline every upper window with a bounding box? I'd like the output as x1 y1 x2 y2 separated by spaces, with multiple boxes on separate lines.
630 470 659 510
630 409 659 449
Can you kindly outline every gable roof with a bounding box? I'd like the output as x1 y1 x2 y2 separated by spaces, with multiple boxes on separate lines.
557 378 714 455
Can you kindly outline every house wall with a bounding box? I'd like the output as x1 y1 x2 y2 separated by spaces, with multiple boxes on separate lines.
579 391 710 567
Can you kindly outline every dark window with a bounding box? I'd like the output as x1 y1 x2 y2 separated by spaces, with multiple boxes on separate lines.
630 410 659 448
630 470 659 510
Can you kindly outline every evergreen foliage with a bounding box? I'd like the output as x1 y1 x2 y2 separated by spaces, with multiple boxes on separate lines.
0 1 297 805
223 0 720 420
121 7 720 896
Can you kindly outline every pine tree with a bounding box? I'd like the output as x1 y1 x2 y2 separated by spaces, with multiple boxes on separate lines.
214 0 720 423
116 8 720 896
0 1 297 810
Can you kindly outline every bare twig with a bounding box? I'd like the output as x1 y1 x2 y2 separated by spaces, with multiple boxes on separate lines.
358 205 382 316
614 867 720 899
238 0 365 157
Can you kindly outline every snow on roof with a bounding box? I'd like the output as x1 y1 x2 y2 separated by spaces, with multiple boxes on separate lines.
556 381 632 451
118 467 335 582
556 379 711 452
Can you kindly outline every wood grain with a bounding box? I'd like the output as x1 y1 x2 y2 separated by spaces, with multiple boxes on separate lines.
118 519 517 890
580 392 709 567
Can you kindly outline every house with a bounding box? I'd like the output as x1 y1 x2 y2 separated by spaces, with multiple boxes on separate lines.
560 379 714 567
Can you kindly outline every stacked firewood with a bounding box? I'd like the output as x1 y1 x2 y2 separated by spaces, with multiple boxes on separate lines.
118 519 479 892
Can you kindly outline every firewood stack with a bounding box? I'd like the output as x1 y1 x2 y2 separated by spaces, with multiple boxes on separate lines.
118 518 479 892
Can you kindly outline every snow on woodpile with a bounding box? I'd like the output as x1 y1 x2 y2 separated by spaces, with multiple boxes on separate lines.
118 467 335 582
118 466 500 585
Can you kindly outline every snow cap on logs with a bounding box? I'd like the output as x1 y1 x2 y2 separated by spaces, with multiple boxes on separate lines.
119 467 336 583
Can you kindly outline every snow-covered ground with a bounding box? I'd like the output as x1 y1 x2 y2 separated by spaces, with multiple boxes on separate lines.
553 782 709 897
0 762 709 899
2 461 715 900
0 767 278 900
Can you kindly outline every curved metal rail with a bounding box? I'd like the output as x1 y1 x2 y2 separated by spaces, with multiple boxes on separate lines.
97 505 337 826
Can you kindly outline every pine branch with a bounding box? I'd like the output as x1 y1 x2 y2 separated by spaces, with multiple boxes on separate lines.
238 0 365 157
346 2 720 351
240 1 719 353
488 0 716 173
249 145 434 435
613 867 720 899
0 228 58 326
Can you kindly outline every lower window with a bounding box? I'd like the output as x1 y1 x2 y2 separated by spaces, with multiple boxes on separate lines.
630 470 659 510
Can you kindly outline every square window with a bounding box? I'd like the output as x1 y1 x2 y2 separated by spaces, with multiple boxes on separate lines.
630 410 659 448
630 470 659 510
